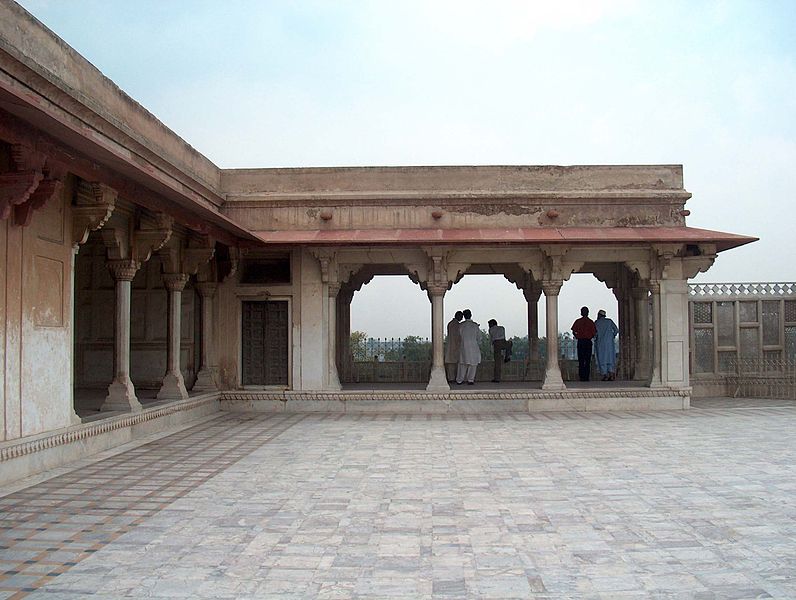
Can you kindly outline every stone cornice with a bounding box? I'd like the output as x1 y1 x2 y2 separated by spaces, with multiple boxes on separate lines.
224 191 692 208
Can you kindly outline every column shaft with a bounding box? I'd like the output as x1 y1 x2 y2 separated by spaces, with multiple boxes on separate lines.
327 284 342 391
158 274 189 400
426 287 449 391
649 281 663 387
102 259 142 412
194 283 217 391
542 283 565 390
633 288 651 381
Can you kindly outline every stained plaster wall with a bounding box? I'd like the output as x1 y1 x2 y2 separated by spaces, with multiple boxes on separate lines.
0 177 75 442
74 238 198 390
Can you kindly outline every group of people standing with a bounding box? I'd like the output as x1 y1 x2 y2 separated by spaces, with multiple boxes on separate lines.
571 307 619 382
444 310 513 385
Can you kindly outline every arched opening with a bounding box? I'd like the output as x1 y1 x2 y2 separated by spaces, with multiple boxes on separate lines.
444 273 533 383
558 273 619 383
345 271 430 387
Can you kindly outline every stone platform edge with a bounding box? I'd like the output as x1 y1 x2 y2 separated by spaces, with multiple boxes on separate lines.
221 388 691 413
0 393 221 487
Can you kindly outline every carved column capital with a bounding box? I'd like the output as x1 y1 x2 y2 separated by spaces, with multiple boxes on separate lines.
425 282 448 298
649 280 661 295
107 259 140 282
196 282 218 299
542 281 562 297
163 273 189 292
328 282 341 298
522 281 543 303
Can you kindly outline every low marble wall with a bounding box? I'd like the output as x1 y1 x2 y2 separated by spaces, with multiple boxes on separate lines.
0 393 220 487
221 388 690 414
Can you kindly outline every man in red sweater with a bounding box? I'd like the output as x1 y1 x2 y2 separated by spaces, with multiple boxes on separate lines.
571 306 597 382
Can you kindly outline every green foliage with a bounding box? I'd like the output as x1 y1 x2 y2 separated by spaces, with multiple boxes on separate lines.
350 330 369 361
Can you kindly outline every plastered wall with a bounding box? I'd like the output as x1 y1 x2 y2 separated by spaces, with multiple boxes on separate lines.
0 178 75 441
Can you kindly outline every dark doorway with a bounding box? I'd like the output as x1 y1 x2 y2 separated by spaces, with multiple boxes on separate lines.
242 300 289 386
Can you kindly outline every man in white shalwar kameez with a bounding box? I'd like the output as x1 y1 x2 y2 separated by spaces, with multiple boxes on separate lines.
445 311 464 382
456 309 482 385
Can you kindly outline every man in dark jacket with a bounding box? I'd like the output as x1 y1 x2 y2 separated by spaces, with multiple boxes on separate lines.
571 306 596 382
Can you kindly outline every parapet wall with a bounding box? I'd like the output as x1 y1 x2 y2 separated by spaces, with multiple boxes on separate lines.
221 165 692 232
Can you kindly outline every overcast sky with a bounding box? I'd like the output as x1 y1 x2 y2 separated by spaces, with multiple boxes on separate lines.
18 0 796 338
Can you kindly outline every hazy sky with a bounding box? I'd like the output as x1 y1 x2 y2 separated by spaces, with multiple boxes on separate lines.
18 0 796 338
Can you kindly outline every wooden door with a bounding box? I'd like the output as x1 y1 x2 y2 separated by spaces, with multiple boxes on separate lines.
242 300 289 386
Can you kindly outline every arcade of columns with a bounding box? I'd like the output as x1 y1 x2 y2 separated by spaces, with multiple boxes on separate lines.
71 180 221 412
316 242 716 392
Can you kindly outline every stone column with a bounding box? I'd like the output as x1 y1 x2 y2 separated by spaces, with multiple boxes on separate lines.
158 273 190 400
632 286 651 381
335 288 354 382
541 281 565 390
426 284 450 392
523 283 542 361
327 282 342 391
649 280 663 388
613 286 633 380
193 282 217 391
102 259 142 412
68 245 83 424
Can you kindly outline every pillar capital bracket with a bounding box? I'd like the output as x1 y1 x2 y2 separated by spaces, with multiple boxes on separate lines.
311 248 339 286
196 281 218 298
72 181 116 246
162 273 189 292
132 212 173 263
631 285 650 300
542 281 562 296
107 258 140 282
0 144 56 224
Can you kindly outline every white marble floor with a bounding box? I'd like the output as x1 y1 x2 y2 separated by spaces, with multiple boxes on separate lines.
2 403 796 599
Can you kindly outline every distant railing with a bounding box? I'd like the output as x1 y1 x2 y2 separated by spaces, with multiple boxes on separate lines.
345 335 612 383
689 282 796 298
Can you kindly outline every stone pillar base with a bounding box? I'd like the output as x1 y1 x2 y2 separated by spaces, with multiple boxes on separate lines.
426 366 450 392
102 379 142 412
192 367 218 392
157 371 189 400
541 368 566 390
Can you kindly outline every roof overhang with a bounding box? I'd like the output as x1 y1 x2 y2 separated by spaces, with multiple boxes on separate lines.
253 226 757 253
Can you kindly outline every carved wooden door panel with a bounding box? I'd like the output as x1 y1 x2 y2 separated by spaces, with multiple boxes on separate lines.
242 301 288 386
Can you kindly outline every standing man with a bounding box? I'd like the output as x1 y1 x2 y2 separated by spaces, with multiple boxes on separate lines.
444 310 464 382
571 306 597 382
487 319 513 383
456 309 481 385
594 309 619 381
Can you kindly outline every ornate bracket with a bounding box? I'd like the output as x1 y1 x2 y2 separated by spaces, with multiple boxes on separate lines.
132 212 172 263
72 181 117 246
0 144 49 223
102 212 172 265
310 249 338 285
540 245 580 284
160 234 216 276
651 243 681 280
